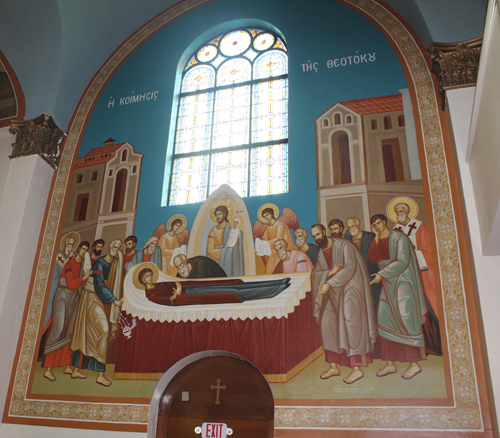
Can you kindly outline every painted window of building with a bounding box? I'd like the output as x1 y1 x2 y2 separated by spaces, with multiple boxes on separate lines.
384 115 392 130
371 119 377 130
334 113 341 125
167 28 288 206
73 193 89 222
91 171 98 181
112 169 128 212
382 139 404 182
398 115 405 127
76 173 83 184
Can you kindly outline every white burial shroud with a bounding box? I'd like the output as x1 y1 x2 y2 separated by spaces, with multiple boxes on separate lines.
122 263 311 323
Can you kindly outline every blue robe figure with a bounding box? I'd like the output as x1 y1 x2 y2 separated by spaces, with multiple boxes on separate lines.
207 220 244 277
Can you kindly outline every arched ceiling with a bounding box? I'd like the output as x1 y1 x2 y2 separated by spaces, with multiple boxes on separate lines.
0 0 487 131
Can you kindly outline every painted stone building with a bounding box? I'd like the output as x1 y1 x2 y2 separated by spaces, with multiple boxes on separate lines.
0 1 498 438
61 138 143 244
315 93 427 229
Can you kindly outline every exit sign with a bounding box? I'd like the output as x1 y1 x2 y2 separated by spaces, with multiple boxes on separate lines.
200 422 229 438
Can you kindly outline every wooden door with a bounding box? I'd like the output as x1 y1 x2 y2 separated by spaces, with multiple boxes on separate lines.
153 351 274 438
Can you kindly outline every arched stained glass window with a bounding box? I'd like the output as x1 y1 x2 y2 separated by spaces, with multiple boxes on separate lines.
168 28 288 206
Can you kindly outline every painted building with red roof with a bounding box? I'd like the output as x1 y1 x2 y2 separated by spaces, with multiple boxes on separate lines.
61 138 144 245
314 92 428 230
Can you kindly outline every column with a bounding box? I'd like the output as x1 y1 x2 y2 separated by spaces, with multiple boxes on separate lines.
0 114 63 419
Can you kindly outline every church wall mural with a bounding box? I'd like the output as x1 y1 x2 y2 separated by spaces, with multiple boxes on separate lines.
3 0 495 436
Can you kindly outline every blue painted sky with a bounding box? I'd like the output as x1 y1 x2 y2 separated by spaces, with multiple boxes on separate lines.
78 0 407 245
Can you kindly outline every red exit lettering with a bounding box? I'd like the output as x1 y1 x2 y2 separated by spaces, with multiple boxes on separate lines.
206 423 222 437
202 421 227 438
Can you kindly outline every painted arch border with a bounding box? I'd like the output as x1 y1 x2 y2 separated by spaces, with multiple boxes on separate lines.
0 49 26 129
3 0 490 433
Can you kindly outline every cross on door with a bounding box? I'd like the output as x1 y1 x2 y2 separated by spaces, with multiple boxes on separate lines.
210 379 226 405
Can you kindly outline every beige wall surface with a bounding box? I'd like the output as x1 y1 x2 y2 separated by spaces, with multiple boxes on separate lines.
469 1 500 254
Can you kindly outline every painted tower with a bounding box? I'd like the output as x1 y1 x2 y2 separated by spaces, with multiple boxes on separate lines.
61 138 144 244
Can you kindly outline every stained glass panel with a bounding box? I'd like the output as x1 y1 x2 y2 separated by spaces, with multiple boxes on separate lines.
273 38 286 51
212 85 250 149
181 65 215 92
253 33 275 51
219 30 251 56
250 144 288 196
209 150 249 197
252 79 288 143
209 35 222 45
254 51 287 79
211 55 225 69
169 155 209 205
168 28 289 205
175 92 214 154
217 58 251 86
243 47 259 61
186 56 198 69
197 45 218 62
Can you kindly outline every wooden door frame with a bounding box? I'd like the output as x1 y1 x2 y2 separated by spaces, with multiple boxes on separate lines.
147 350 271 438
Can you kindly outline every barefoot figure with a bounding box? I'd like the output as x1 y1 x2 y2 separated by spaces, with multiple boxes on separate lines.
310 224 377 384
368 214 428 380
70 240 124 387
42 241 92 381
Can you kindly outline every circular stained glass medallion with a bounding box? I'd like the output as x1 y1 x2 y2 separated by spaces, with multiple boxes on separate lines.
196 45 217 62
219 30 251 57
253 32 275 51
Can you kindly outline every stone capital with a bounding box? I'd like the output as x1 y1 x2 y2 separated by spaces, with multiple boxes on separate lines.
427 37 482 109
9 113 65 169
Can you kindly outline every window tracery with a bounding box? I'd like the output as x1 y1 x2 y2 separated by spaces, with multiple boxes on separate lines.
168 28 288 206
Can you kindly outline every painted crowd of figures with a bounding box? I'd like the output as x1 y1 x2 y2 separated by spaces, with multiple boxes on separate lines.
39 196 441 387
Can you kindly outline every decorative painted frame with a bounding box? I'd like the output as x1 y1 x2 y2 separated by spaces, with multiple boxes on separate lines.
2 0 493 435
0 49 25 129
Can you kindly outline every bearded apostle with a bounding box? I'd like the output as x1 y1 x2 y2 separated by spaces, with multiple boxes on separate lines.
42 241 92 381
128 236 162 271
123 235 138 273
293 227 320 265
368 214 427 379
310 224 377 384
70 240 124 387
273 239 313 273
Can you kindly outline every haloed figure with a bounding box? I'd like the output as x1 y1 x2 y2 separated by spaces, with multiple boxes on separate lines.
70 240 124 387
368 214 427 380
43 241 92 382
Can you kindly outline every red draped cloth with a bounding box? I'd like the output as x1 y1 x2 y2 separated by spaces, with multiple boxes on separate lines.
113 292 322 377
41 258 84 368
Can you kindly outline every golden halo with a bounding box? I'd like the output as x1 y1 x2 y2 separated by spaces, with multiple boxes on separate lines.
209 200 234 223
386 196 419 223
132 262 160 289
60 231 80 252
230 215 244 228
258 203 279 223
167 214 187 234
